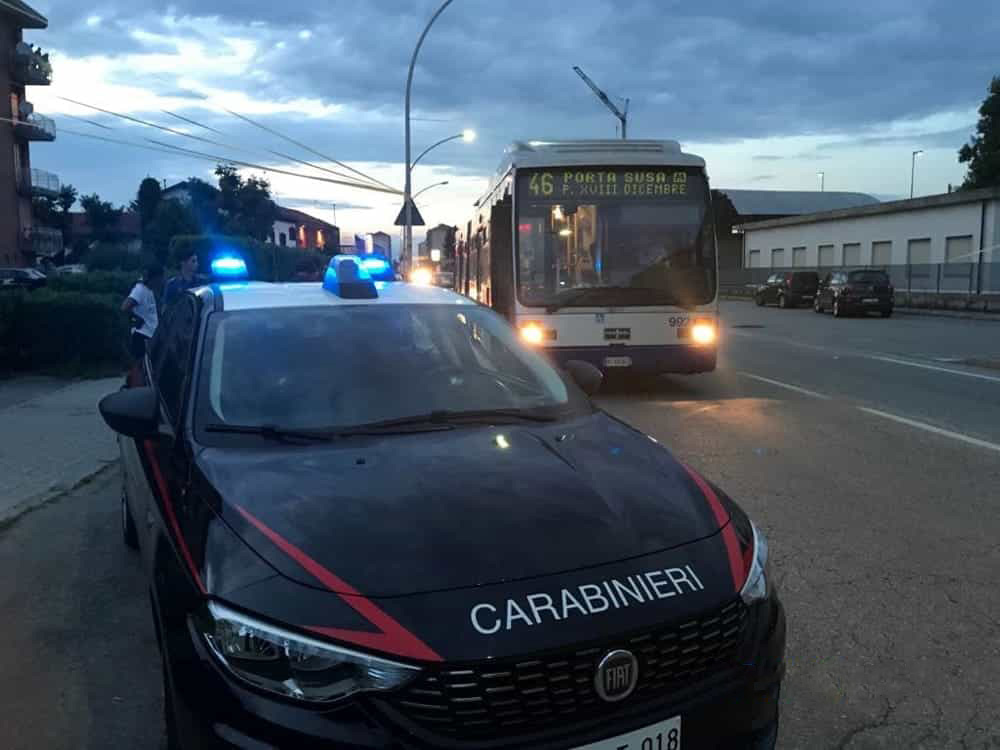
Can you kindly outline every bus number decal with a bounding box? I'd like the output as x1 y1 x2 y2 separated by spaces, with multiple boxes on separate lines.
529 172 554 197
669 317 690 327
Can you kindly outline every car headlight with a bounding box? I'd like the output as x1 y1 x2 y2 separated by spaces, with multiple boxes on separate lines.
740 521 770 605
199 601 421 703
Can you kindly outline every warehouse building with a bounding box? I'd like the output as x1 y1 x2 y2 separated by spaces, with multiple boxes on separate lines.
739 187 1000 297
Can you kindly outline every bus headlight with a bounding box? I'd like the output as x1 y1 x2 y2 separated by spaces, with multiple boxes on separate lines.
691 322 717 345
410 268 433 286
520 323 545 346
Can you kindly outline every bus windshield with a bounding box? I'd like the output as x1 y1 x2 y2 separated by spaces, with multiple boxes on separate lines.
515 167 716 309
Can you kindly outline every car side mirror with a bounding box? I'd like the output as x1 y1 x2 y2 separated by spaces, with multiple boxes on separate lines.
99 387 159 438
564 360 603 396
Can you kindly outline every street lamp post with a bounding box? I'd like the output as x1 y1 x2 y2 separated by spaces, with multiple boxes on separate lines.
817 171 825 192
404 0 457 271
910 149 924 199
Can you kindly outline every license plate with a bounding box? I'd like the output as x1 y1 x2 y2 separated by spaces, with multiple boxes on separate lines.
574 716 681 750
604 356 633 368
863 297 878 303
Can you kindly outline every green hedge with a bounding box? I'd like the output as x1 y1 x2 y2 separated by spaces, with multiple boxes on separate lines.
0 289 129 373
48 270 141 298
169 234 331 282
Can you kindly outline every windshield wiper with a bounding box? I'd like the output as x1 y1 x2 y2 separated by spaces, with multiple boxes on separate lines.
545 286 675 313
204 423 336 442
338 408 559 435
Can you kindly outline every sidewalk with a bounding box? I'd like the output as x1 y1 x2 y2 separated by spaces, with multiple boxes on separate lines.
0 377 121 524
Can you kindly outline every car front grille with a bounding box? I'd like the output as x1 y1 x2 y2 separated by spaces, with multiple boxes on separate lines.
387 599 747 740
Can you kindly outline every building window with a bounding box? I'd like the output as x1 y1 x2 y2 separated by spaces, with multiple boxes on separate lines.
298 226 307 246
818 244 835 267
748 249 761 268
907 238 931 278
279 233 287 247
944 235 974 280
945 235 973 264
792 247 807 267
871 241 892 267
842 243 861 267
771 248 785 267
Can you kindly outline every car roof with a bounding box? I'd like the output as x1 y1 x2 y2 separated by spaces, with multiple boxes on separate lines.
213 281 477 312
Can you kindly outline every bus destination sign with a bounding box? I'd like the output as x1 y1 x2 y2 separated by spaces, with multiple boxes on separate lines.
521 168 690 200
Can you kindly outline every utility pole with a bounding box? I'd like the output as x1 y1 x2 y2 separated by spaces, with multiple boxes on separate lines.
573 66 628 139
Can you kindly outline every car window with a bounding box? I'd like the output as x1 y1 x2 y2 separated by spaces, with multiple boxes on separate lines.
848 271 890 284
195 304 585 433
154 297 197 421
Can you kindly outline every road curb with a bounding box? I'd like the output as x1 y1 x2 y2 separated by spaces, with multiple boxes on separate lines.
0 462 116 532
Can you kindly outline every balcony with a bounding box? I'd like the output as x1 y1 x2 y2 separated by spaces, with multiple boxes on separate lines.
29 226 64 258
18 168 60 198
11 42 52 86
14 107 56 142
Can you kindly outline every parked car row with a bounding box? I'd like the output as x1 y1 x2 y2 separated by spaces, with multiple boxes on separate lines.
754 270 894 318
0 267 47 290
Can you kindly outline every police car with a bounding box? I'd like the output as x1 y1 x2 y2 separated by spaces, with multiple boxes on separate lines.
99 255 785 749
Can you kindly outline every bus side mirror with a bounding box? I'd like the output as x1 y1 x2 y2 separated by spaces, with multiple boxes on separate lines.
565 360 603 396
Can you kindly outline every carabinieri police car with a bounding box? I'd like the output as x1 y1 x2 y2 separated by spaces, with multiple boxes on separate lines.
99 255 785 750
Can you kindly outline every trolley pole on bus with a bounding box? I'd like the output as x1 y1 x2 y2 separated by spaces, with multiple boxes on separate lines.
404 0 457 270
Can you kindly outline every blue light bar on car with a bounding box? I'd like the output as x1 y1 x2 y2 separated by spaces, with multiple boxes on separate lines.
211 255 248 279
323 255 378 299
360 256 395 282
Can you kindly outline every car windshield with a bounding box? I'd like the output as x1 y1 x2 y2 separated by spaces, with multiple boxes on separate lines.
195 304 585 433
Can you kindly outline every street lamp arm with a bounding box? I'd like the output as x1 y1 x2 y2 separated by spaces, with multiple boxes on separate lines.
411 134 463 170
413 181 449 200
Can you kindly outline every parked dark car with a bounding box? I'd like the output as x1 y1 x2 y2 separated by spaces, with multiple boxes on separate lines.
0 267 47 290
814 269 894 317
754 271 819 308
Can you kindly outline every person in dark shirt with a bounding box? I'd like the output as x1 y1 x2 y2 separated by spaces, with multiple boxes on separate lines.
163 250 200 308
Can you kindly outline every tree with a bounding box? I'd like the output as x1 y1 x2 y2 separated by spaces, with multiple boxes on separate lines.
959 76 1000 189
132 177 162 231
237 176 278 242
182 177 220 232
56 184 77 248
145 199 199 263
214 165 277 242
31 194 57 226
79 194 124 243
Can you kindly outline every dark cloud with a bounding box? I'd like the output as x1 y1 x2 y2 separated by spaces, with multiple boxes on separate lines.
812 126 975 152
752 155 784 161
27 0 997 204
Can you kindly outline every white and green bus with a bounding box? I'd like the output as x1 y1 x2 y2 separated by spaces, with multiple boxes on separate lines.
456 140 719 375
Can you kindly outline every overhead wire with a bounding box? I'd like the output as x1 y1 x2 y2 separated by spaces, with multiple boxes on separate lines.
61 96 391 189
224 109 397 192
52 125 401 194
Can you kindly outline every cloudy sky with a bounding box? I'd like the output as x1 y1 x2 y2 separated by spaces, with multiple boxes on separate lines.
23 0 998 245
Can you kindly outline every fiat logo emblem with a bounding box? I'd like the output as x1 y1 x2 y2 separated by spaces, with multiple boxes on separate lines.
594 649 639 703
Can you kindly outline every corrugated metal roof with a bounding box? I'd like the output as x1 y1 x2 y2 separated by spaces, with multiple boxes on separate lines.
717 189 879 217
0 0 47 28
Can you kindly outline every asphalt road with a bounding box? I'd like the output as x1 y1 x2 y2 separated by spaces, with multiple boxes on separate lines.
1 300 998 749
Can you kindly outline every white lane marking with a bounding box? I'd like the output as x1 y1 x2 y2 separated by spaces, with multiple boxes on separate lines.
858 407 1000 454
866 355 1000 384
738 372 832 400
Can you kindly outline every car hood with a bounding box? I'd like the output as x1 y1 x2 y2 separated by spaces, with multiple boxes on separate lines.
198 412 727 598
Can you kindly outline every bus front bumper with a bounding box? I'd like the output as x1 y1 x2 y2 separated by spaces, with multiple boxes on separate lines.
548 345 717 375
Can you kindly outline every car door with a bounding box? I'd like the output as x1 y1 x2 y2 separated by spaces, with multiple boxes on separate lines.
142 296 201 579
762 274 777 303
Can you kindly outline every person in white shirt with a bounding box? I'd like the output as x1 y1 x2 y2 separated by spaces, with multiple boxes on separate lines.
122 263 164 367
